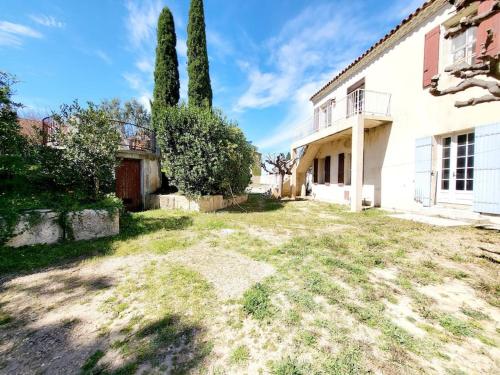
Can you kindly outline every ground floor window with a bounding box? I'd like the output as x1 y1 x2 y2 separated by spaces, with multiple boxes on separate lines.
324 156 331 183
338 153 345 184
313 158 318 183
438 131 474 204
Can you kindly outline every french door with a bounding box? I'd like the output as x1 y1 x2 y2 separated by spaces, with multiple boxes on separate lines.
438 132 475 205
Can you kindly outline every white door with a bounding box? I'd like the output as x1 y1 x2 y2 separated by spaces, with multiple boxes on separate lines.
438 132 475 205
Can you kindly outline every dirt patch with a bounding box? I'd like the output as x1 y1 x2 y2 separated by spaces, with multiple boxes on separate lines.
164 246 275 300
245 226 292 246
0 255 157 374
419 279 498 317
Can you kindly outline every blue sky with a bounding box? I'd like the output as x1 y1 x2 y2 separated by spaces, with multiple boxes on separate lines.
1 0 423 153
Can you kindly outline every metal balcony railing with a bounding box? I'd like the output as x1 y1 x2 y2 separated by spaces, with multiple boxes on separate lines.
294 89 392 140
41 117 157 153
112 120 157 153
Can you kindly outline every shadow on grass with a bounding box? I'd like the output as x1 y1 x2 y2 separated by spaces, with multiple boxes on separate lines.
0 311 210 374
99 315 211 374
222 193 289 213
0 213 193 278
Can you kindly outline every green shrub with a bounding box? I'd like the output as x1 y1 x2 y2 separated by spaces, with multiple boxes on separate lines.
0 72 27 188
155 104 254 197
242 283 273 320
46 101 121 199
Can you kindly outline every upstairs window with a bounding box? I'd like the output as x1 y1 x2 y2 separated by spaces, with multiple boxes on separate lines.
450 26 477 65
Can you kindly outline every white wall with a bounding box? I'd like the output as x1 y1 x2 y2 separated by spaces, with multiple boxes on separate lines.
309 1 500 210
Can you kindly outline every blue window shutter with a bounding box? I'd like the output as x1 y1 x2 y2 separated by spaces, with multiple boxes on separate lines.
415 137 433 207
473 123 500 214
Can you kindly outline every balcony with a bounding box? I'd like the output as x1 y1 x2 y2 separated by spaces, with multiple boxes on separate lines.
112 120 157 154
293 89 392 147
41 117 157 154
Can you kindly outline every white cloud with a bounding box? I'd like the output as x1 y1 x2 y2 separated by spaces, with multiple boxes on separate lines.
234 3 368 113
29 14 65 28
176 36 187 59
95 50 112 64
136 57 154 73
125 0 163 48
0 21 42 47
242 1 399 152
207 30 233 59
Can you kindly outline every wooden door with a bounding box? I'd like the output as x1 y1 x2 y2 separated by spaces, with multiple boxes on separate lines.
116 159 142 211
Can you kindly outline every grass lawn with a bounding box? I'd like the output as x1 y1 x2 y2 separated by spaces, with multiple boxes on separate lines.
0 194 499 374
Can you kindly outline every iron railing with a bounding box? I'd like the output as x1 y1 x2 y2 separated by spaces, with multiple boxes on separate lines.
295 89 392 140
111 120 156 153
41 117 157 153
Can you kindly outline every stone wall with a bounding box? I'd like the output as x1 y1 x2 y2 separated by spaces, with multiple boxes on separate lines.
4 209 119 248
148 194 248 213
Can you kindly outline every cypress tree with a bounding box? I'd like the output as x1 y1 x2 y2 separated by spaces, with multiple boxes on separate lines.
187 0 212 108
153 7 180 112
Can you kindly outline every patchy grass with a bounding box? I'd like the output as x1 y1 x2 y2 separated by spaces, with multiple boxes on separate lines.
229 345 250 365
242 283 274 321
80 350 105 374
1 194 499 374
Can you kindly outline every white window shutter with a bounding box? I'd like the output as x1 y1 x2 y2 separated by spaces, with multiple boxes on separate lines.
327 101 332 126
415 137 433 207
473 123 500 214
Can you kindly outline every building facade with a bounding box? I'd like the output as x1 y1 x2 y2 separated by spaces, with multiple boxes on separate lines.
290 0 500 216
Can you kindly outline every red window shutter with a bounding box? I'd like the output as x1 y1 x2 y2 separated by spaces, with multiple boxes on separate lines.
423 25 441 88
476 0 500 58
324 156 331 183
313 158 318 183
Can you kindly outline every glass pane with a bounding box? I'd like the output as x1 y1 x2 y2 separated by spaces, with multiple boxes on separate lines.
456 168 465 179
457 145 466 157
457 157 466 168
468 144 474 155
443 159 450 169
467 168 474 179
467 27 477 43
443 169 450 179
452 32 466 50
443 148 450 158
442 180 449 190
457 134 467 145
443 137 451 146
454 49 465 62
466 180 473 191
467 156 474 167
456 180 465 190
468 133 475 143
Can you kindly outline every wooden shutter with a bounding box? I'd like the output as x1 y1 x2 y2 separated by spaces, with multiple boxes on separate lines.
476 0 500 58
313 158 318 183
473 123 500 214
423 26 440 88
325 156 331 183
415 137 433 207
338 153 345 184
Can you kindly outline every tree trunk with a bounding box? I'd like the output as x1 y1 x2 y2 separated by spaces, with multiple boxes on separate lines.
279 173 284 199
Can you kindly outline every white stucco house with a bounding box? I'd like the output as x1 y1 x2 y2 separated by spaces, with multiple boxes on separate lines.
290 0 500 218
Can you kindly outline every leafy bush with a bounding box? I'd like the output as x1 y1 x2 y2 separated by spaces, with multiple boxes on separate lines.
44 101 121 199
155 104 254 197
242 283 273 320
0 72 26 187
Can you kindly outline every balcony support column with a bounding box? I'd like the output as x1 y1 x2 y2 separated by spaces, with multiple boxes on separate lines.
351 115 364 212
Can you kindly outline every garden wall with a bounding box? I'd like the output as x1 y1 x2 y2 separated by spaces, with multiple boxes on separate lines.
4 209 119 248
148 194 248 212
